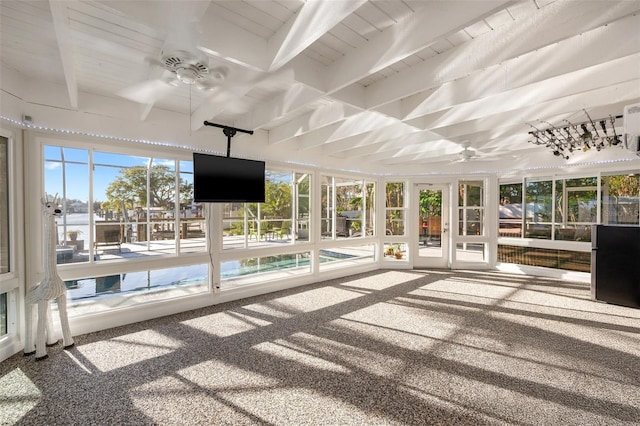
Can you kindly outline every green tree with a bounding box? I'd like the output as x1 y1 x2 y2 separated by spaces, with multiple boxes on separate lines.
103 165 193 214
420 189 441 217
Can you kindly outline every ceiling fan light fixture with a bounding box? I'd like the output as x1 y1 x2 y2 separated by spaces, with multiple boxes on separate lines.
176 66 198 85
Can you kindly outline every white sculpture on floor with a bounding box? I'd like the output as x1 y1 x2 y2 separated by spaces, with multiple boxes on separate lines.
24 194 74 360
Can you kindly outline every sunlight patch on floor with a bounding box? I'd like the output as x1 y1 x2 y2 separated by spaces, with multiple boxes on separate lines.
252 337 351 374
0 368 42 425
241 286 364 318
76 329 182 372
180 311 272 337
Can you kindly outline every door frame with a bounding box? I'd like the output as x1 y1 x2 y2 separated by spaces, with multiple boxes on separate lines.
413 183 450 269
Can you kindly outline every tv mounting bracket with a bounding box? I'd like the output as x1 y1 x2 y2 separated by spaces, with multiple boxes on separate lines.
203 121 254 157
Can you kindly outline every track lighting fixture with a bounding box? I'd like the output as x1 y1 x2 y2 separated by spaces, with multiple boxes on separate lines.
528 110 623 159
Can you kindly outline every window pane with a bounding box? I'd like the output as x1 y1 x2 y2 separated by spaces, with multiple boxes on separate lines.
44 146 90 265
499 183 522 237
335 177 362 239
459 208 483 235
178 162 204 253
383 242 407 261
459 180 483 206
456 243 486 262
364 182 375 236
524 178 552 239
221 252 312 288
0 292 6 336
554 177 596 242
64 264 208 316
263 170 293 241
318 244 376 271
601 173 640 225
385 182 404 208
94 152 149 258
223 203 247 250
385 210 405 235
295 172 310 242
0 137 8 273
223 170 298 248
320 176 334 239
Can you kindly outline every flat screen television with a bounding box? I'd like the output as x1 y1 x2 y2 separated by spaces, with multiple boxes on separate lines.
193 153 265 202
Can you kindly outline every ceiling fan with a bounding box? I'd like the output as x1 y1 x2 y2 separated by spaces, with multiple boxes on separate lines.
116 48 236 105
451 142 504 163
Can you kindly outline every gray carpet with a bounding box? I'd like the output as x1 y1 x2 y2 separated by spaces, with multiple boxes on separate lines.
1 269 639 425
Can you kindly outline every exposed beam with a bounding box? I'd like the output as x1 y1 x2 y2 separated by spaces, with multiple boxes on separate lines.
268 102 361 145
48 1 78 110
392 14 640 123
267 0 368 72
365 0 640 109
324 1 512 95
354 81 640 166
328 129 445 159
235 84 326 133
296 111 402 151
410 79 640 140
416 54 640 131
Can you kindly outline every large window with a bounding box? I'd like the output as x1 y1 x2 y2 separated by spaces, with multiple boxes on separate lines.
222 170 309 249
498 171 640 271
321 176 374 240
44 146 202 264
42 144 207 311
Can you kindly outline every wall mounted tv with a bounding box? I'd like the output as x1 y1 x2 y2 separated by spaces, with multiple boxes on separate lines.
193 153 265 202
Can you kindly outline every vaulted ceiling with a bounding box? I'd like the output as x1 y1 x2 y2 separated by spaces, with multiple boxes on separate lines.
2 0 640 175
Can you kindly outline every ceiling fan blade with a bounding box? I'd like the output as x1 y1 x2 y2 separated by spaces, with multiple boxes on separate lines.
251 67 295 91
116 78 176 104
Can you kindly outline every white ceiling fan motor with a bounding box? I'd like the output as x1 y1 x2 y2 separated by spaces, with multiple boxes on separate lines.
161 50 211 85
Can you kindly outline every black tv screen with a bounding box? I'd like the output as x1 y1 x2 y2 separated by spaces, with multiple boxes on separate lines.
193 153 265 202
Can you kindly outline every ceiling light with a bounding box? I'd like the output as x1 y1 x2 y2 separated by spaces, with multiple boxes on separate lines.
176 66 198 85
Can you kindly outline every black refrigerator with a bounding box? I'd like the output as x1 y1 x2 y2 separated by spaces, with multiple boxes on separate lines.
591 225 640 309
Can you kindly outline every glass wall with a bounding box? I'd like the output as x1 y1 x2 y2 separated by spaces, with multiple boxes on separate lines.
498 170 639 272
41 143 208 312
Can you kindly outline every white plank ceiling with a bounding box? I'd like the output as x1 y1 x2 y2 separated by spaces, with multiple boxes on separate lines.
1 0 640 174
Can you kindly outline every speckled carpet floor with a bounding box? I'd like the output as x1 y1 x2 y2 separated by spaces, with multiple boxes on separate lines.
2 269 639 425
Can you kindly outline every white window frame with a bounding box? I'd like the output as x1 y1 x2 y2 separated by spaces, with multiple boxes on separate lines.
0 128 25 362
